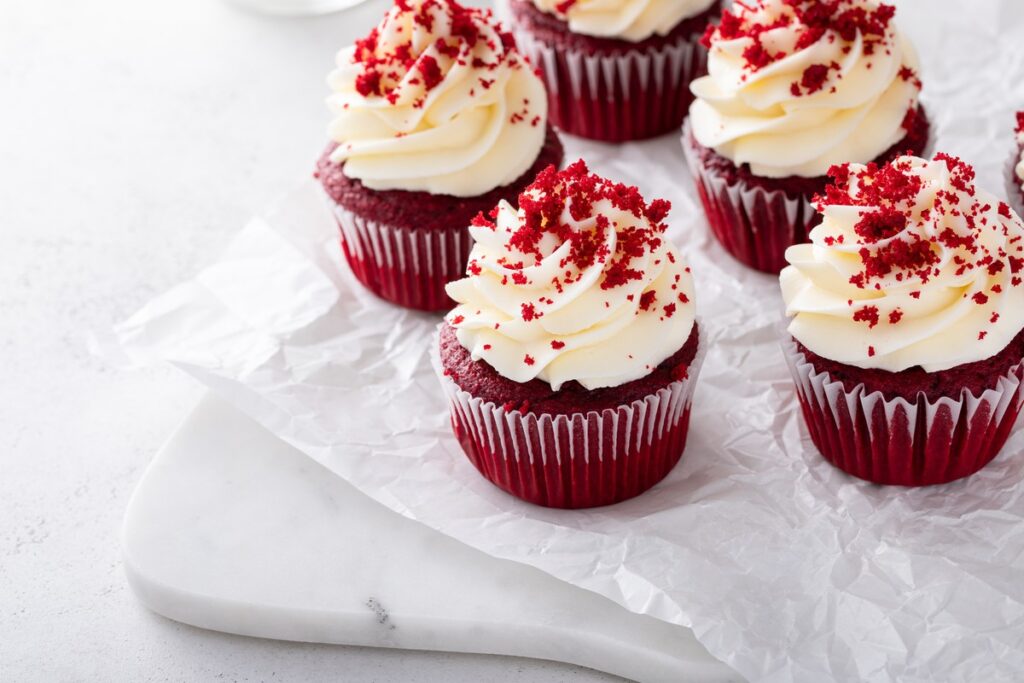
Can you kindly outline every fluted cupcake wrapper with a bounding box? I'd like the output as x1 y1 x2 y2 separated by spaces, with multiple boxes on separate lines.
681 120 819 274
328 197 470 312
782 337 1024 487
515 27 706 142
433 325 707 509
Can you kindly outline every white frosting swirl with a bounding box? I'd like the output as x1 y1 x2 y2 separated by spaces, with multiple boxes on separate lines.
529 0 716 42
690 0 922 178
445 163 696 390
781 155 1024 373
326 0 548 197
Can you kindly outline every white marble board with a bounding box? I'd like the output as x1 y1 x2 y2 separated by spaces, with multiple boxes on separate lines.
122 393 740 682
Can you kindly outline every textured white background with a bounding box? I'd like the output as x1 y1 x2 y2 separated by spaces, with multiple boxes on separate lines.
0 0 617 680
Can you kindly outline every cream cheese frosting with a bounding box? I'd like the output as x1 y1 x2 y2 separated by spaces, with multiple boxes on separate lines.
690 0 923 179
445 161 696 390
529 0 716 42
326 0 547 198
781 154 1024 373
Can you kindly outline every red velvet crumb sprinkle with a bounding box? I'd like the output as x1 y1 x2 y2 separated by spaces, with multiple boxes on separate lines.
457 160 686 334
702 0 898 76
853 305 880 328
350 0 523 108
816 153 1024 330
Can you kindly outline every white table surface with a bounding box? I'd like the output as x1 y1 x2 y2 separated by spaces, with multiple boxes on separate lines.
0 0 624 679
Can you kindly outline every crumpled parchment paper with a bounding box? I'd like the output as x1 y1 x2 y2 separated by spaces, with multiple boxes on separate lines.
112 3 1024 680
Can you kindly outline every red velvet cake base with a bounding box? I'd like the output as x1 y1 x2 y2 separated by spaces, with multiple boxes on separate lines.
436 323 704 508
795 327 1024 403
682 109 931 274
783 332 1024 487
439 322 700 415
315 127 564 311
510 0 720 142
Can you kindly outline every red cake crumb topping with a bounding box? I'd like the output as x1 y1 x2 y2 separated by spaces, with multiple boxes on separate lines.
900 105 924 134
793 61 840 96
451 161 688 342
351 0 523 109
852 305 879 328
814 154 1024 338
477 160 671 306
701 0 899 95
1016 112 1024 135
898 65 922 88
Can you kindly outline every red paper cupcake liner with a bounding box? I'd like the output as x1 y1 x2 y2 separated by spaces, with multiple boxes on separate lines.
328 197 470 312
514 26 707 142
783 338 1024 486
681 120 819 274
434 326 707 508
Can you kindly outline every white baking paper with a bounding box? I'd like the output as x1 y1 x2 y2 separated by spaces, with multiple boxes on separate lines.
111 4 1024 680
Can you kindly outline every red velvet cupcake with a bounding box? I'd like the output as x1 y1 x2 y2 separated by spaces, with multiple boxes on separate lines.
780 154 1024 486
316 131 563 311
315 0 563 311
435 161 705 508
509 0 721 142
684 0 929 274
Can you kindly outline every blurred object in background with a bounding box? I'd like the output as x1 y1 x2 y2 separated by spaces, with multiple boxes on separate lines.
226 0 372 16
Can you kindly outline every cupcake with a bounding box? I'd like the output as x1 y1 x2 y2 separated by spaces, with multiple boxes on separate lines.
436 161 704 508
684 0 930 274
508 0 721 142
315 0 564 312
1009 112 1024 217
781 154 1024 486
